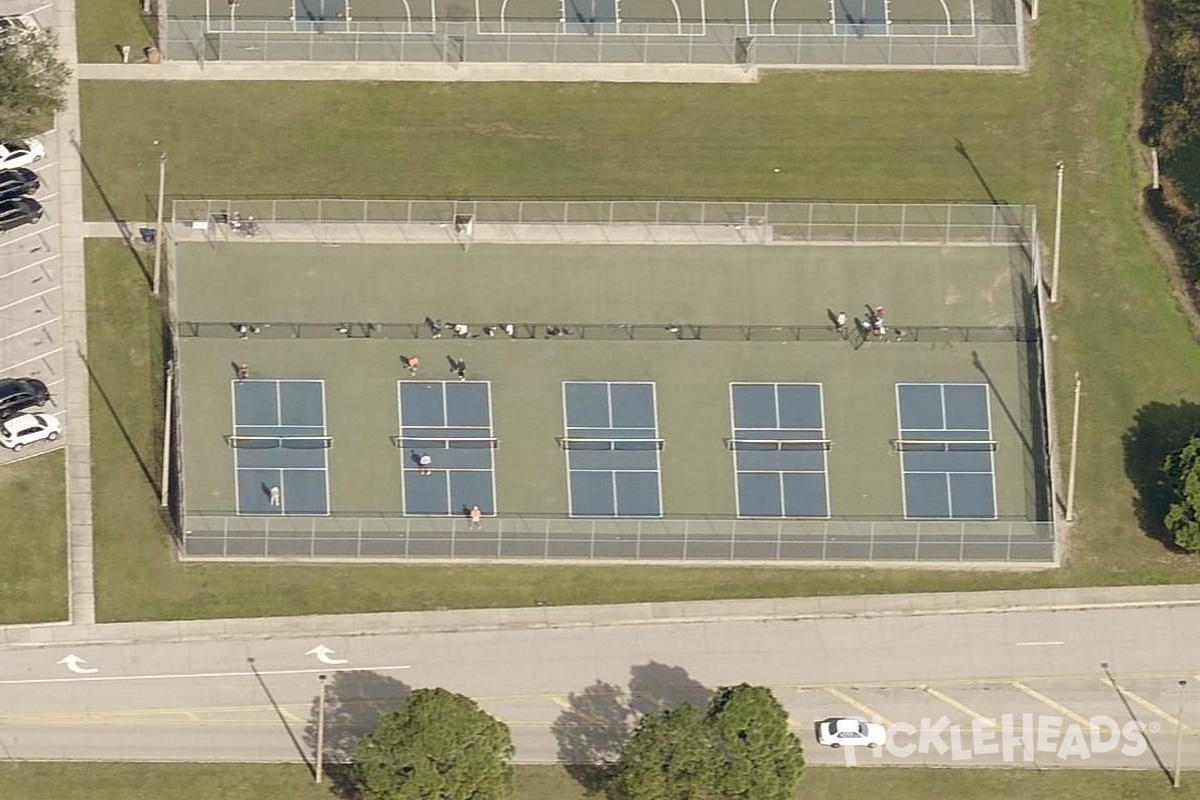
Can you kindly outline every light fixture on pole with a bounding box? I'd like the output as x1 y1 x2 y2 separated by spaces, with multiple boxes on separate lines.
316 673 328 784
1050 160 1064 304
1176 679 1188 789
152 148 167 296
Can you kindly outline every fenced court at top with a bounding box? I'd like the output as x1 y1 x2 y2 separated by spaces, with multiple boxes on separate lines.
158 0 1024 68
165 200 1055 564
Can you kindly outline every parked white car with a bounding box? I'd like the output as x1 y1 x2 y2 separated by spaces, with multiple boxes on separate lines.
0 412 60 452
817 717 887 748
0 139 46 171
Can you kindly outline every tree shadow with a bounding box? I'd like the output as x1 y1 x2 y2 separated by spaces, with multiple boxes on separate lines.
551 680 634 794
1122 400 1200 547
302 670 413 799
551 663 710 796
628 661 711 716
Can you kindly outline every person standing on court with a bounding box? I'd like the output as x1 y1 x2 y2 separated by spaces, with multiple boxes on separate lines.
452 358 467 381
468 504 482 529
834 311 848 340
401 355 420 376
418 453 433 476
237 363 250 380
872 306 886 337
268 485 281 506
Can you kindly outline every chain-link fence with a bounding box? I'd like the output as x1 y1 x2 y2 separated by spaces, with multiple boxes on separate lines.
160 17 1023 69
172 199 1037 247
178 320 1038 343
180 514 1055 562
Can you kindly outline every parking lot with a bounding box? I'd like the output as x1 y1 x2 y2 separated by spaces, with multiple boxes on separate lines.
524 670 1200 769
775 673 1196 767
0 125 65 464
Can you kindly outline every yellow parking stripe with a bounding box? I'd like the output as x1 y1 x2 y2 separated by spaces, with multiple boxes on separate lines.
1101 678 1193 733
824 687 894 727
1012 682 1092 728
922 685 997 728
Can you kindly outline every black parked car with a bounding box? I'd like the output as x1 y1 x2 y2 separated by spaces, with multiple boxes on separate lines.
0 378 50 419
0 197 43 234
0 168 39 201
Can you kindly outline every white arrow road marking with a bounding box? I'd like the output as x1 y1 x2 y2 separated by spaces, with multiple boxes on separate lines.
305 645 349 665
56 655 98 674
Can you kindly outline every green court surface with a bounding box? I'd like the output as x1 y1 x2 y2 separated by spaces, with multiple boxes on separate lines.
170 237 1050 562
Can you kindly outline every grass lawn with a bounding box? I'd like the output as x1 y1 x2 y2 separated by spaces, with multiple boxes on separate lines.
75 0 157 64
3 763 1200 800
0 450 67 623
74 0 1200 621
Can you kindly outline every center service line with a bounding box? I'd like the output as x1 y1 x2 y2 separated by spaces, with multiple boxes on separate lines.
0 664 412 686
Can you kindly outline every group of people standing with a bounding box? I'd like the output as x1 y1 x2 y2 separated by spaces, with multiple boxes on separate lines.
833 305 895 342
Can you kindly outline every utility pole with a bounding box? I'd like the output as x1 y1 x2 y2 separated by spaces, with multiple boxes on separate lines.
1050 160 1064 303
316 674 328 784
1066 371 1082 522
1176 679 1188 789
152 150 167 296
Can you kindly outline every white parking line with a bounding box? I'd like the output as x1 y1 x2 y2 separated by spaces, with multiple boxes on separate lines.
824 687 894 727
0 317 62 343
0 284 59 312
0 224 60 250
0 253 59 280
2 347 64 372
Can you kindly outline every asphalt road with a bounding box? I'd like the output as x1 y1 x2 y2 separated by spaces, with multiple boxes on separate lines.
2 602 1200 771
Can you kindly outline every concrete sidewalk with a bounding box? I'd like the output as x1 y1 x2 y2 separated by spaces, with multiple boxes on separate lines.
56 0 96 625
77 61 758 83
5 582 1200 648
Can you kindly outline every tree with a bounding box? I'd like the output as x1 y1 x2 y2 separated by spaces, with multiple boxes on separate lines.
350 688 514 800
612 703 721 800
706 684 804 800
1165 435 1200 552
0 26 70 140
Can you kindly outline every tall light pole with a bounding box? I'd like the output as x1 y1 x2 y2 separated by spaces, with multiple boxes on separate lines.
1050 160 1064 303
152 148 167 296
316 674 328 784
1065 371 1082 522
1176 679 1188 789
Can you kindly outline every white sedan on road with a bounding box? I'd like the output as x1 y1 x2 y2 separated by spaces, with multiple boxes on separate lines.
817 717 887 748
0 139 46 170
0 412 60 452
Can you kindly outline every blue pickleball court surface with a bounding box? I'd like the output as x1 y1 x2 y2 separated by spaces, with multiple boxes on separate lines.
397 381 497 516
563 0 619 33
833 0 889 35
729 383 830 518
231 379 330 515
895 382 996 519
562 381 662 517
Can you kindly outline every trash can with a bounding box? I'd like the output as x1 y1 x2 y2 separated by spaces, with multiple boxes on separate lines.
139 227 156 245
